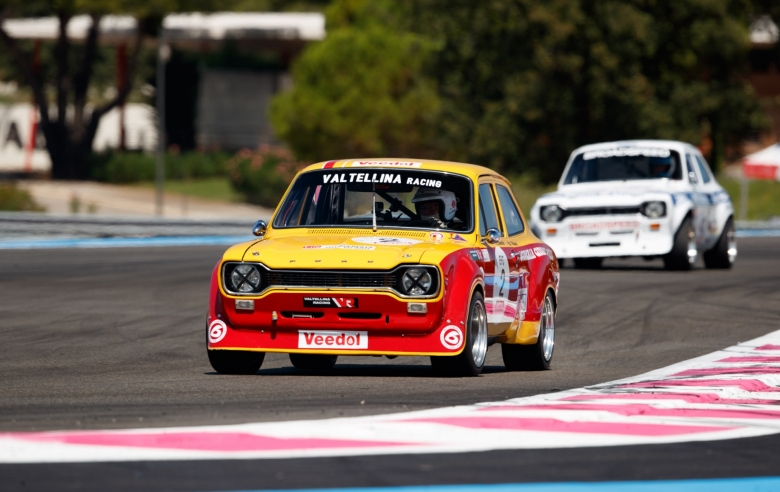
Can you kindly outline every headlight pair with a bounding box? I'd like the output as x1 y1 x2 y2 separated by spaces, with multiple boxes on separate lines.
540 205 563 223
225 264 263 294
641 201 666 218
400 267 436 296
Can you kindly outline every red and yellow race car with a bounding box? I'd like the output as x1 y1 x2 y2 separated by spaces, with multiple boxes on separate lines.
207 159 560 376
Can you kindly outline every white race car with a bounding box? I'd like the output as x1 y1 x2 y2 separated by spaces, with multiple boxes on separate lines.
530 140 736 270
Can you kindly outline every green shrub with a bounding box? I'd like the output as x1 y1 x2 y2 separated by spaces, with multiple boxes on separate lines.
226 146 308 208
0 182 45 212
90 151 231 183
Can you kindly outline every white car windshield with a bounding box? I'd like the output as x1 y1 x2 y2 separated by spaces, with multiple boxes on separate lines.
273 169 474 232
564 147 683 184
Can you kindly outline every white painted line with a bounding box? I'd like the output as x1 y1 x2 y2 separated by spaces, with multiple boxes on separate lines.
3 330 780 463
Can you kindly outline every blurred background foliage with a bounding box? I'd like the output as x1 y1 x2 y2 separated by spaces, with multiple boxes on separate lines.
271 0 774 183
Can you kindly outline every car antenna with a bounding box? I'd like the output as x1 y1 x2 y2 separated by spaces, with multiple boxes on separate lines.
372 182 377 232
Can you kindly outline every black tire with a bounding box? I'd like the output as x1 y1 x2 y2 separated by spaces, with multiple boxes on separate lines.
502 290 555 371
289 353 338 371
703 218 736 269
208 349 264 375
573 257 603 269
430 292 488 377
663 217 696 271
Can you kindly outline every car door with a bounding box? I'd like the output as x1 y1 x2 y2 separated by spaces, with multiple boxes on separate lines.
685 153 709 246
477 181 510 335
495 184 527 326
693 152 720 250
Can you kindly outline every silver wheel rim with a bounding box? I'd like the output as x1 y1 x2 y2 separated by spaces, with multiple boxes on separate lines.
470 299 488 367
686 226 697 266
727 226 737 264
541 295 555 361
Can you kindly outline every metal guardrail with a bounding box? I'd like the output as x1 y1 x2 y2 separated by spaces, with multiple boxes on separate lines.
0 212 259 239
1 213 778 240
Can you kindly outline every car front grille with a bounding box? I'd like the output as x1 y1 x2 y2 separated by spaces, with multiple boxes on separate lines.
564 206 641 218
265 271 397 289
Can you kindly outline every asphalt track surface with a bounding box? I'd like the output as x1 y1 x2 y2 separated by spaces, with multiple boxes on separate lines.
1 238 779 490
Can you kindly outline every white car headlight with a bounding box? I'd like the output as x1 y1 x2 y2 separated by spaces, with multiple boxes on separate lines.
230 264 261 293
642 201 666 218
402 267 433 296
540 205 564 223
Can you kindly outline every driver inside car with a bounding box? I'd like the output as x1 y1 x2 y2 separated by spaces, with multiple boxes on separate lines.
412 188 459 229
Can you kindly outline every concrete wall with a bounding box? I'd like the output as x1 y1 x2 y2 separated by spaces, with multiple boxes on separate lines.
195 69 291 151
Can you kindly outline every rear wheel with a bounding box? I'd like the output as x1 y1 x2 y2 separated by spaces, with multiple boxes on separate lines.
430 292 488 377
502 290 555 371
703 218 737 269
573 257 603 269
289 353 338 371
664 217 696 271
208 349 264 375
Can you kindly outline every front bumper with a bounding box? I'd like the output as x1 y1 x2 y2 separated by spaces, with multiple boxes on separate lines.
536 216 674 258
208 290 467 356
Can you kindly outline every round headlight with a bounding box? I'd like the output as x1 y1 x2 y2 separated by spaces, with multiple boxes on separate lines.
540 205 563 223
402 268 433 296
231 264 261 293
643 201 666 218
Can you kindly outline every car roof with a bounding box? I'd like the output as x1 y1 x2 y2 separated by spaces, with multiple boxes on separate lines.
570 139 698 155
301 158 503 182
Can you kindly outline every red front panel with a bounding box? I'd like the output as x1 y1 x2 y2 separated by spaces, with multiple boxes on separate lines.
206 252 479 355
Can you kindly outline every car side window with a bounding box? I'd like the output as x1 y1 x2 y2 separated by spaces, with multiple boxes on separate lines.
496 185 525 236
686 155 699 185
695 155 712 184
478 183 501 236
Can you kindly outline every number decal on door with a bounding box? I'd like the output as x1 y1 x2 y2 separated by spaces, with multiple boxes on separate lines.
490 247 511 324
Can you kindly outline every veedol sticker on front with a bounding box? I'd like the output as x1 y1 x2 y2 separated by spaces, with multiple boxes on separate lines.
298 330 368 349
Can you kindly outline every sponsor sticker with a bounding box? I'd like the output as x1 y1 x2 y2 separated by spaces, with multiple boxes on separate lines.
569 221 639 231
302 244 375 250
470 250 481 261
429 232 444 242
303 297 358 308
449 234 467 242
440 325 463 350
298 330 368 349
582 147 670 160
349 161 422 168
481 249 491 261
208 319 227 344
352 237 422 246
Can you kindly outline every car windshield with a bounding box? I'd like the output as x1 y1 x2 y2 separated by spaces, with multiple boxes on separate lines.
273 169 473 232
564 147 683 184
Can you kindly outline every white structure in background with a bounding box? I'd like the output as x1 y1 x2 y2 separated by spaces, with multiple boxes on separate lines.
0 103 157 173
161 13 322 150
743 143 780 181
162 12 325 41
0 12 325 173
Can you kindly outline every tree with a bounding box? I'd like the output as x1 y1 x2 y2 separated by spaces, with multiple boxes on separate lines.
0 1 156 179
270 0 441 161
402 0 765 179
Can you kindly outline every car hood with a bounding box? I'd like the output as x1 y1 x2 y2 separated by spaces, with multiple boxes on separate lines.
536 180 683 207
241 234 462 270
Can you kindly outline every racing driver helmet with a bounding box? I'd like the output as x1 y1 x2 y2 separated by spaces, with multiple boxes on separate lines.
412 188 458 222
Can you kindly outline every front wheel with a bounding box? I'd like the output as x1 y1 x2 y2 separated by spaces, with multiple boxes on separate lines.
208 349 265 375
502 290 555 371
664 217 696 271
703 218 737 269
430 292 488 377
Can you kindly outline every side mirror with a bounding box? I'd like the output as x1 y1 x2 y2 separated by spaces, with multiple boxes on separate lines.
484 228 502 244
252 220 267 237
